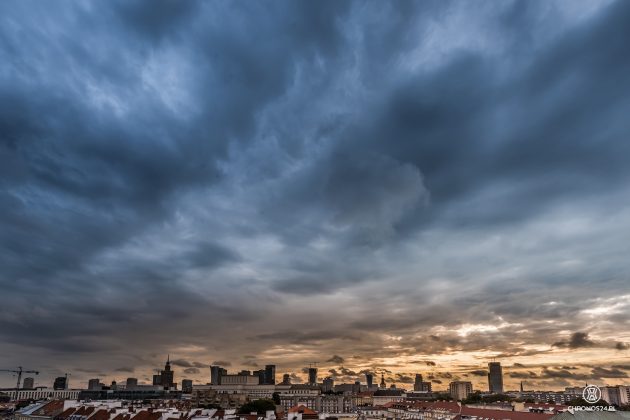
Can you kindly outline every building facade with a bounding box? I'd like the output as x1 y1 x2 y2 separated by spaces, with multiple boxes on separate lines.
449 381 473 401
488 362 503 394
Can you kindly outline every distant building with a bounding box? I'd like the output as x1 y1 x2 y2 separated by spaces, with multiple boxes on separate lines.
373 389 404 405
88 379 101 390
282 374 291 385
181 379 193 393
126 378 138 389
414 374 423 391
366 373 373 389
379 374 386 389
238 370 252 376
160 355 175 389
601 386 622 406
53 377 67 390
265 364 276 385
488 362 503 394
22 377 35 389
322 377 334 392
449 381 473 400
9 388 80 401
220 374 260 385
152 374 162 386
210 365 227 385
308 368 318 385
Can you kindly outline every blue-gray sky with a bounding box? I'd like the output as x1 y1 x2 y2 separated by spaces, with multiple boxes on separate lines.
1 0 629 390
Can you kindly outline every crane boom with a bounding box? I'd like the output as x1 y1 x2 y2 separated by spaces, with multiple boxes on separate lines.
0 367 40 393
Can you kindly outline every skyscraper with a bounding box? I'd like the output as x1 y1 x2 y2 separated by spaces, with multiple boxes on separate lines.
308 367 318 385
53 376 67 390
160 355 174 389
126 378 138 389
380 373 386 389
181 379 193 393
88 378 101 390
322 377 334 392
414 374 423 391
265 364 276 385
23 377 35 389
210 365 227 385
449 381 473 400
366 373 373 389
488 362 503 394
254 369 266 384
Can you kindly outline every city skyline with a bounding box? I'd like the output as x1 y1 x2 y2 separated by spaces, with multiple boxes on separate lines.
1 0 630 394
2 356 629 392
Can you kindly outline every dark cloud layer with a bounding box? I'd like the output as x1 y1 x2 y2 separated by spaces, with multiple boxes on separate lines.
1 0 630 389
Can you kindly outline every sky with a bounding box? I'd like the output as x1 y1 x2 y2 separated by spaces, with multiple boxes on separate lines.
1 0 630 392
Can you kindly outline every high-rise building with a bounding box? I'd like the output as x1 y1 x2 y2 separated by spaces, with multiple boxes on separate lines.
182 379 193 393
53 376 68 390
488 362 503 394
253 369 266 384
322 377 334 392
308 367 318 385
88 379 101 390
379 373 386 389
265 364 276 385
449 381 473 400
601 386 622 406
210 366 227 385
282 373 291 385
152 374 162 386
126 378 138 389
414 374 423 391
366 373 373 389
22 377 35 389
160 355 174 389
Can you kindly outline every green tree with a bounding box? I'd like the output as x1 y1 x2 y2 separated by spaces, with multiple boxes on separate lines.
567 397 610 407
238 399 277 415
272 392 281 405
462 392 482 404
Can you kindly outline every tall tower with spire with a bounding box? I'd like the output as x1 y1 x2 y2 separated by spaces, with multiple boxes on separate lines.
380 373 386 389
160 355 174 389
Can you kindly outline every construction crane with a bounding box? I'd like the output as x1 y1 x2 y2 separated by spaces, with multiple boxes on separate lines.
0 366 40 391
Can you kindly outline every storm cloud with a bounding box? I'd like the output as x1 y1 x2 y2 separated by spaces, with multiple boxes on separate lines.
1 0 630 390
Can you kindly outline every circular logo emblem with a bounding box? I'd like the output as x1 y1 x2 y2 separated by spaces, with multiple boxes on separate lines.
583 385 601 404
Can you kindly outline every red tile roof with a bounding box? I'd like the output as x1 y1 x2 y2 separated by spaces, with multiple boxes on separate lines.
461 406 553 420
287 405 317 415
34 400 65 416
58 407 78 420
87 409 110 420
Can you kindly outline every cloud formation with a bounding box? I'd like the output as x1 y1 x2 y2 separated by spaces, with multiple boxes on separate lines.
1 0 630 390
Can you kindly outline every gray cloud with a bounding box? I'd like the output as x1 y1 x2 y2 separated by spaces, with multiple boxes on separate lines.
615 342 629 350
212 361 232 367
1 0 630 390
552 332 595 349
326 355 345 364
